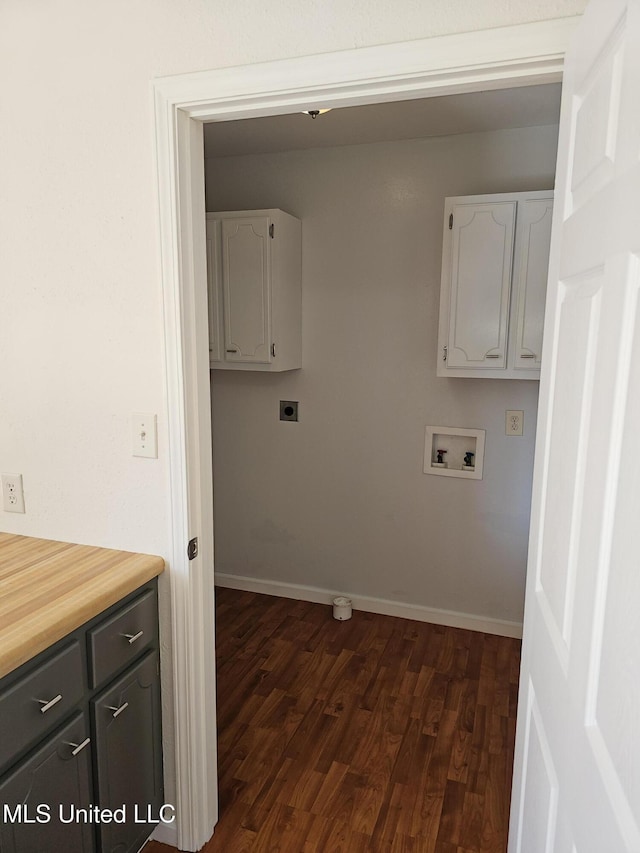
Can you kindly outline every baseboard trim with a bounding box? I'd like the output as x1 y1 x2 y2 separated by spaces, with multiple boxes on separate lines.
215 573 523 639
151 822 179 847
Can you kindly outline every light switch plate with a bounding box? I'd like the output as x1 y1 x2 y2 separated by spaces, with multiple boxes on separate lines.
506 410 524 436
133 413 158 458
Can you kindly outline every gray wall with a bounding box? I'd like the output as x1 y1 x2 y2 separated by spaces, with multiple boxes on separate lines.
205 124 559 625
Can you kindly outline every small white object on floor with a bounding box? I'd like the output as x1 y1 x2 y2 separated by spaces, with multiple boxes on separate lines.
333 596 352 621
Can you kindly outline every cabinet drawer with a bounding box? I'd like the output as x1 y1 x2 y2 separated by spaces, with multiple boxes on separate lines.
0 642 84 772
0 712 94 853
87 588 156 688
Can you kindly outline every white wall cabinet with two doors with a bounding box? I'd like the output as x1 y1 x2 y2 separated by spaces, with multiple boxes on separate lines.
206 208 302 372
437 190 554 379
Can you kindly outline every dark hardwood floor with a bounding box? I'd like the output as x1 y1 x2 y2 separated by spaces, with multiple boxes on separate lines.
145 587 520 852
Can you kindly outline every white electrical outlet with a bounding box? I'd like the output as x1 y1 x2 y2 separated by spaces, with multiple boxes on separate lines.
2 473 26 513
133 413 158 458
506 410 524 436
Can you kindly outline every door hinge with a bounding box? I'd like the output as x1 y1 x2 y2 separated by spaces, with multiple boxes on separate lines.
449 213 453 230
271 343 276 358
187 537 198 560
269 223 275 238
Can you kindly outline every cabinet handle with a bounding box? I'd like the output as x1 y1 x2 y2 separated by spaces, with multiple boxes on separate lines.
122 630 144 644
485 354 501 359
66 737 91 756
520 353 536 359
37 694 63 714
226 348 238 353
107 702 129 719
271 343 276 358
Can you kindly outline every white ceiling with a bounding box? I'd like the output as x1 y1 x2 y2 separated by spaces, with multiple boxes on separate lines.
203 83 562 158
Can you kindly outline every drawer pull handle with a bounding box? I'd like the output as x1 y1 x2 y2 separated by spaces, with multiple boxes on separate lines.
67 737 91 756
37 694 63 714
123 630 144 644
107 702 129 719
520 353 536 359
485 354 501 359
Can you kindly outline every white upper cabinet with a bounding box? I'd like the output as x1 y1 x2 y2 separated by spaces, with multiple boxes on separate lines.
207 209 302 372
437 190 553 379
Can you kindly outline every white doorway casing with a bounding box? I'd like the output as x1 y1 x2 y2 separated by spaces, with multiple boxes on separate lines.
152 18 577 851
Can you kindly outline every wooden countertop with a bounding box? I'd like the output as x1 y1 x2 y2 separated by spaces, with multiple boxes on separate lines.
0 533 165 680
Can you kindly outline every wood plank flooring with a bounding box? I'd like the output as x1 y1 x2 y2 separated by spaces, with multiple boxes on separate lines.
144 588 521 852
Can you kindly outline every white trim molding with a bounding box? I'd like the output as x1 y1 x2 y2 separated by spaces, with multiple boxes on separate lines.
152 17 574 850
216 573 523 639
154 18 578 114
150 822 179 848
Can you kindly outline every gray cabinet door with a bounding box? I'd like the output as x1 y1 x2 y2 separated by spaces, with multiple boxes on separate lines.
0 712 94 853
92 651 163 853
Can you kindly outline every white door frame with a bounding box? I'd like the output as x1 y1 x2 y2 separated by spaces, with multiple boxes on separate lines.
152 17 579 851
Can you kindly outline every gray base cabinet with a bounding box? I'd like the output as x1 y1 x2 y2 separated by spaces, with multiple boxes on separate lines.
0 581 162 853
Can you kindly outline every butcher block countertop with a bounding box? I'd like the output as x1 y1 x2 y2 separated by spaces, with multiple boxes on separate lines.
0 532 165 680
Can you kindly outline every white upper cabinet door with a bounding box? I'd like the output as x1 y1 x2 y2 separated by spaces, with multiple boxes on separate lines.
513 197 554 372
446 200 516 370
221 216 272 364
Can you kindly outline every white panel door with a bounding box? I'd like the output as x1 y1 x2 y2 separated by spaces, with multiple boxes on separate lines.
510 1 640 851
447 200 516 369
513 197 554 372
222 216 271 363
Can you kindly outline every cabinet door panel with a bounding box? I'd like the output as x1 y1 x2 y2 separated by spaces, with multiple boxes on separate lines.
206 218 223 362
447 201 516 369
222 217 271 363
0 712 94 853
92 652 162 853
513 197 554 371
